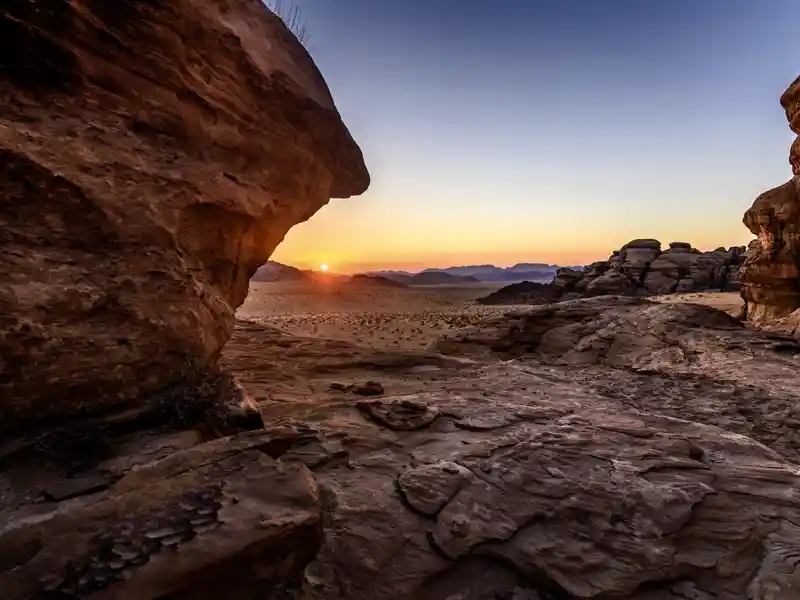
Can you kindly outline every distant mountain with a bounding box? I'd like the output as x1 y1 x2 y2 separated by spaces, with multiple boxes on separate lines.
251 260 310 282
255 261 588 286
367 263 585 283
347 274 409 288
408 272 480 285
506 262 555 273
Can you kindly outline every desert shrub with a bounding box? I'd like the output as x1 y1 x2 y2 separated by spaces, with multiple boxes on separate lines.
264 0 310 47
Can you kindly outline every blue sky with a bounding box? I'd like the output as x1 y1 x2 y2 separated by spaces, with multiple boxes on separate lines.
270 0 798 272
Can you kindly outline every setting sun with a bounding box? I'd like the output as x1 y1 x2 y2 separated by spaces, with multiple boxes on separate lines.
320 263 329 272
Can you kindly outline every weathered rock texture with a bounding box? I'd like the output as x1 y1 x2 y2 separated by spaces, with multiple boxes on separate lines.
740 75 800 323
479 239 745 305
0 0 369 431
0 425 323 600
212 299 800 599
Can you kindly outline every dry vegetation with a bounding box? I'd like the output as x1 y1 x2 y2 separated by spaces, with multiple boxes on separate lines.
265 0 310 46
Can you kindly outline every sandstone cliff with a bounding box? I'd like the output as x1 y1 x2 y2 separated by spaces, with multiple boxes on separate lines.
0 0 369 432
740 75 800 322
479 239 745 305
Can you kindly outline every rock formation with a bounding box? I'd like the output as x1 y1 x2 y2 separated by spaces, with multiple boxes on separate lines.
479 239 745 305
213 298 800 599
0 0 369 433
740 74 800 323
0 0 367 597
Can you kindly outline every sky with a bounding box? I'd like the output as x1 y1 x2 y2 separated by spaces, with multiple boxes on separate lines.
269 0 798 273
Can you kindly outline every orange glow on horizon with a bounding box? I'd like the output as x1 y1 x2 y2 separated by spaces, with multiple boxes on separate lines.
270 195 755 275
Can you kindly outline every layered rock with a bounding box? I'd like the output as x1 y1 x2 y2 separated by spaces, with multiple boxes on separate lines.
1 427 322 600
479 240 745 305
740 75 800 322
0 0 369 432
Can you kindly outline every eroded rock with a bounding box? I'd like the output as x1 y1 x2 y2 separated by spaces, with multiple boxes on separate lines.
479 240 745 305
0 429 322 600
740 75 800 325
0 0 369 431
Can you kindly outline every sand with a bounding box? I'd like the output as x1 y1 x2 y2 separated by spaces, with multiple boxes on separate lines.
237 281 745 352
237 281 511 351
650 291 744 314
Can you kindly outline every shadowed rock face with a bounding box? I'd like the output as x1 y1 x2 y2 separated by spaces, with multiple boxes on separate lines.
0 0 369 431
741 75 800 323
780 74 800 135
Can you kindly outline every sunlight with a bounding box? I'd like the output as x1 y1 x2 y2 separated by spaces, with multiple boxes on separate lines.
320 263 329 272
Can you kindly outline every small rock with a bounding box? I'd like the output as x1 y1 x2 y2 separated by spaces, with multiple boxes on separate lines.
767 341 800 354
352 381 384 397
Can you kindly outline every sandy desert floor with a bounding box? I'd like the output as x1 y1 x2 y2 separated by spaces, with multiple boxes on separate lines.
650 290 745 314
237 281 514 351
237 281 745 351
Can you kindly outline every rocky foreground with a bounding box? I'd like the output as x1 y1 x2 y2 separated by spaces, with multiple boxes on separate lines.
3 0 800 598
479 240 746 306
226 297 800 599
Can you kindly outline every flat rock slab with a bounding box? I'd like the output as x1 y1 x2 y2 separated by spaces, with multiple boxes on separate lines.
0 431 321 600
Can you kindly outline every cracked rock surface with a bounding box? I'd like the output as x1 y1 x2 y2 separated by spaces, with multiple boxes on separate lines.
219 297 800 599
1 426 322 600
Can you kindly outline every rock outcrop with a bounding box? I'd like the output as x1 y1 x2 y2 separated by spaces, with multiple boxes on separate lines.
1 426 323 600
479 240 745 305
0 0 369 433
0 0 367 597
740 75 800 323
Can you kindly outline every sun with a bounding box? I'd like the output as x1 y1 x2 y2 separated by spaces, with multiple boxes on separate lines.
320 263 329 272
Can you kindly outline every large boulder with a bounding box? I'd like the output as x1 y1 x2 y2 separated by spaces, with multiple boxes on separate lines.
643 244 700 294
741 178 800 322
618 238 661 284
0 0 369 432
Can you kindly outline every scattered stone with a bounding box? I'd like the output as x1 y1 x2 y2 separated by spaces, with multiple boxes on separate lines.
352 381 385 396
397 461 474 515
357 396 440 430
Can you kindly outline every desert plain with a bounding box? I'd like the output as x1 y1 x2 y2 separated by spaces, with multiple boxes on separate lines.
237 281 745 351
